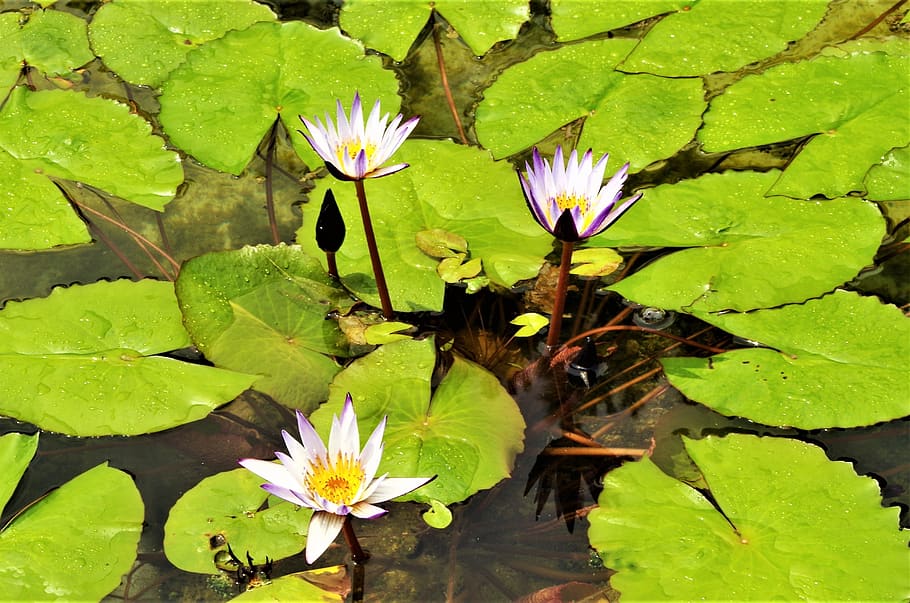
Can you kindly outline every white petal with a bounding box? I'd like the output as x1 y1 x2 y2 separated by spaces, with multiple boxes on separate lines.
261 483 308 507
350 501 388 519
296 410 327 459
330 394 360 458
364 476 435 504
238 458 299 492
305 511 345 564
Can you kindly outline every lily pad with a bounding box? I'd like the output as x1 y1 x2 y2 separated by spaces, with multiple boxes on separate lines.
618 0 828 76
89 0 276 86
661 290 910 429
159 20 399 175
0 462 144 601
297 139 552 312
176 244 352 413
164 467 312 574
0 432 38 513
339 0 529 61
865 145 910 201
0 8 93 94
310 337 525 505
0 279 257 436
510 312 549 338
0 86 183 251
474 37 705 170
588 434 909 600
232 566 348 601
550 0 687 42
700 38 910 198
603 170 885 313
570 247 622 277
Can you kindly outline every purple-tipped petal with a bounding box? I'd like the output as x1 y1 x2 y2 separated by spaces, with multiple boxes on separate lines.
364 475 436 504
261 483 307 507
350 501 388 519
296 410 327 459
368 162 410 178
305 511 345 564
239 458 299 492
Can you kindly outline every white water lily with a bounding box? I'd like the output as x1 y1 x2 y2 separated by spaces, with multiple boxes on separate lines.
239 393 433 564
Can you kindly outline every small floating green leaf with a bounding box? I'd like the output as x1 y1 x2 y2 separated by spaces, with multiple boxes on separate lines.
865 146 910 201
363 321 414 345
510 312 548 338
311 337 525 505
176 244 352 413
588 434 910 600
422 499 453 529
0 279 256 435
89 0 276 86
570 247 622 277
0 463 144 601
231 566 348 601
662 290 910 429
164 468 311 574
0 432 38 513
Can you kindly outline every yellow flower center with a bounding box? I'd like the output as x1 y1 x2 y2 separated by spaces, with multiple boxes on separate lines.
306 454 365 505
337 141 377 165
555 193 587 213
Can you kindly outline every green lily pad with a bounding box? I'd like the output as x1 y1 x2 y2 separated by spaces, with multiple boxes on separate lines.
0 279 257 436
474 37 705 170
232 566 348 601
570 247 622 277
89 0 276 86
866 145 910 201
176 244 352 413
164 467 312 574
0 8 93 94
617 0 828 76
0 432 38 513
310 337 525 505
510 312 549 338
339 0 529 61
297 139 552 312
603 170 885 313
159 20 399 175
662 290 910 429
550 0 687 42
0 86 183 219
0 462 144 601
701 38 910 198
588 434 910 600
363 321 414 345
422 498 454 529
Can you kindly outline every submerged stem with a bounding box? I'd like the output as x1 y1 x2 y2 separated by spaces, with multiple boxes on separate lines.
342 515 370 565
264 117 281 245
545 240 575 351
433 20 469 145
353 179 394 318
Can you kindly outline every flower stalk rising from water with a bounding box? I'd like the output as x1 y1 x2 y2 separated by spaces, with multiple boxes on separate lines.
239 393 434 565
299 93 420 318
518 146 641 351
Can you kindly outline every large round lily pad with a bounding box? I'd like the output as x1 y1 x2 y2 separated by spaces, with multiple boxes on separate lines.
588 434 909 600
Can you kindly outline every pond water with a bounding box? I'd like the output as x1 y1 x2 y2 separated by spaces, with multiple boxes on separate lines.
0 0 907 601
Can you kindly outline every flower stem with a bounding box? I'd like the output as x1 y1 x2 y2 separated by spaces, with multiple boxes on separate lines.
325 251 338 279
342 515 370 564
545 240 575 352
353 179 394 319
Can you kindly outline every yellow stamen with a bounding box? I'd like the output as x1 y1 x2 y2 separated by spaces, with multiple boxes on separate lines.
306 454 365 505
555 194 587 213
336 141 377 164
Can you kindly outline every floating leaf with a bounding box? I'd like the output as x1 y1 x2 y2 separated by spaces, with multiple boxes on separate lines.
588 434 910 600
232 566 348 602
700 39 910 198
0 463 144 601
617 0 828 76
89 0 276 86
570 247 622 277
0 8 93 94
164 467 311 574
363 321 414 345
603 170 885 312
474 38 705 170
0 432 38 513
866 145 910 201
176 244 351 413
297 140 551 312
0 279 256 436
510 312 548 337
550 0 687 42
662 290 910 429
416 228 468 259
310 337 525 505
437 254 482 283
159 20 398 174
422 499 453 529
0 86 182 227
339 0 529 61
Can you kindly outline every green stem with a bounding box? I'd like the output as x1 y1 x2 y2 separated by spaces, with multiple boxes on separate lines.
353 179 394 318
342 515 370 565
545 240 575 352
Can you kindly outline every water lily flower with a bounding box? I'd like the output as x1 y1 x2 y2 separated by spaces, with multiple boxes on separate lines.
299 92 419 181
239 394 434 564
519 146 641 242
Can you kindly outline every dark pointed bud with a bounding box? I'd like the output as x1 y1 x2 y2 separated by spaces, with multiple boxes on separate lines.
316 189 346 252
553 208 581 242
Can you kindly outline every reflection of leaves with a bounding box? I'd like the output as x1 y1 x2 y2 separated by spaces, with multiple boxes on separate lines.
588 434 910 600
663 290 910 429
475 37 705 171
701 38 910 198
89 0 276 86
159 20 398 174
310 337 525 505
0 280 256 436
298 140 552 312
602 170 885 313
339 0 529 61
0 459 144 601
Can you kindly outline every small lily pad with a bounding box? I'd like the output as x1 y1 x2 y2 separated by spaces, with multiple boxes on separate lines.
510 312 549 338
570 247 622 277
363 321 414 345
232 566 348 601
416 228 468 259
588 434 910 600
422 499 453 529
437 255 483 283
